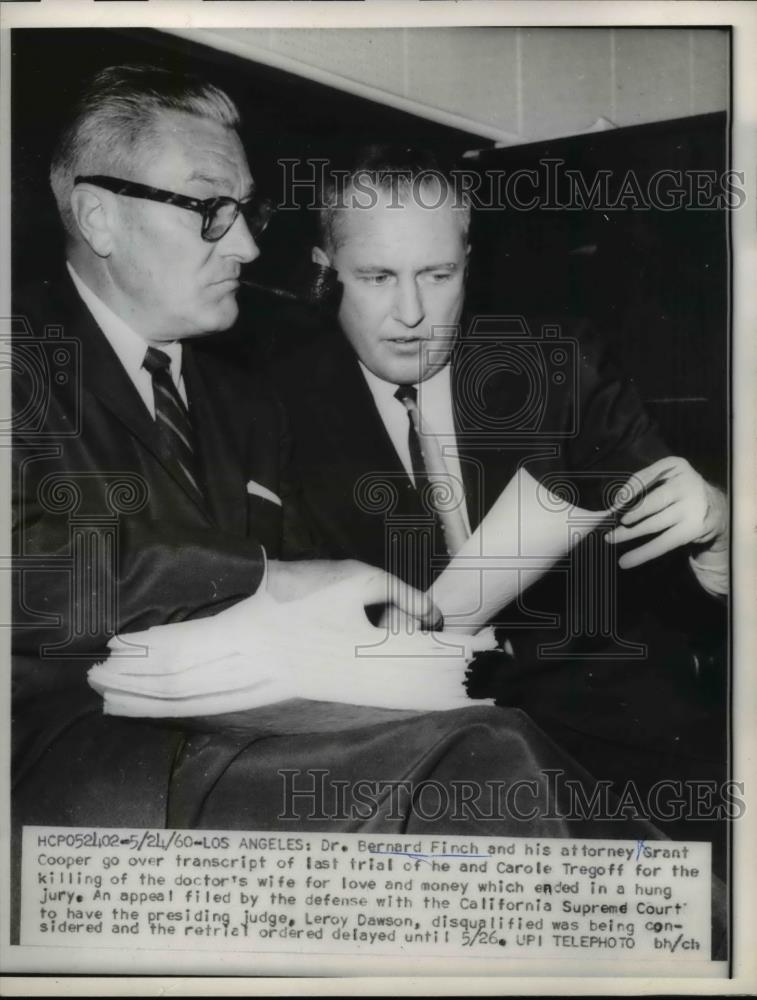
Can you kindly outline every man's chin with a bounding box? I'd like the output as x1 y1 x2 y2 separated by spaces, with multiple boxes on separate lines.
189 300 240 337
379 341 451 385
381 358 445 386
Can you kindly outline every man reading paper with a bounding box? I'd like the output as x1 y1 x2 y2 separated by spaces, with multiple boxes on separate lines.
10 62 729 959
277 145 727 594
272 145 729 847
13 69 669 854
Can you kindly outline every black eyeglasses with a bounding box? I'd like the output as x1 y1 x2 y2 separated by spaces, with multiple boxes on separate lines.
74 174 275 243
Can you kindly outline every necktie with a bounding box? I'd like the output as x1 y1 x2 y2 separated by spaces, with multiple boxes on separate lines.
394 384 469 556
142 346 205 505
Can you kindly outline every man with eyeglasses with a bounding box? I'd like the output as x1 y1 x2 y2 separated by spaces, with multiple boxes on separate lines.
8 64 728 958
14 60 671 882
11 65 443 841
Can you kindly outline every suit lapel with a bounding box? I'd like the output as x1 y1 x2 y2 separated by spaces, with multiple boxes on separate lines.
314 333 519 534
450 354 486 531
451 341 522 532
58 276 212 521
182 346 247 534
316 336 416 498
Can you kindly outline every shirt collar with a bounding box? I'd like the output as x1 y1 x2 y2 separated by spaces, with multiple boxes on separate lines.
66 261 183 386
358 359 453 412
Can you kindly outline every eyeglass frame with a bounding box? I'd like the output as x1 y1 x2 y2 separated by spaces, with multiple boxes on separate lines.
74 174 275 243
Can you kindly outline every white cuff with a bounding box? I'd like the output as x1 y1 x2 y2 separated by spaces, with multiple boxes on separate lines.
689 546 728 597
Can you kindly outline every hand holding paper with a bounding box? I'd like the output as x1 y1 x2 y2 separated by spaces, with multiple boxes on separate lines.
429 459 728 634
265 557 442 628
603 456 728 569
91 460 716 720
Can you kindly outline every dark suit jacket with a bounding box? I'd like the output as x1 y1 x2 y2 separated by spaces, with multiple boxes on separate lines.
11 273 288 822
273 316 670 577
8 293 729 944
271 318 727 801
12 273 286 653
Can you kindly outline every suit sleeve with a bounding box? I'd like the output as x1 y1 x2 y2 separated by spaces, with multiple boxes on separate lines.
524 320 671 510
10 323 294 659
570 321 669 471
12 467 267 658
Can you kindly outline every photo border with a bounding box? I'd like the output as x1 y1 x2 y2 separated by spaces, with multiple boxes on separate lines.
1 1 754 995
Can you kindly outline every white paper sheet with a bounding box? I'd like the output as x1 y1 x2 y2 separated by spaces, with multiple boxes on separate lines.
431 467 613 632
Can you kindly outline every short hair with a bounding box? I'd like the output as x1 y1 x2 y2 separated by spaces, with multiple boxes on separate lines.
50 64 241 238
317 144 471 254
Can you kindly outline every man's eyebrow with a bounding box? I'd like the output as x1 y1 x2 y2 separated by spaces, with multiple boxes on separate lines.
185 171 255 199
352 262 459 275
185 171 226 187
417 262 458 273
353 265 395 274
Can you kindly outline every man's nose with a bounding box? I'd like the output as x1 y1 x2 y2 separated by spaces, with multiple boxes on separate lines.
221 213 260 263
394 277 425 329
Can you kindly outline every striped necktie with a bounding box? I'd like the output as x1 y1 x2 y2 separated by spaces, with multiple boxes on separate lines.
142 346 205 505
394 384 469 556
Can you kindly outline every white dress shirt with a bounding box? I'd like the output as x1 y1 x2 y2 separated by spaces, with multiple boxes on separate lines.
358 361 472 536
67 261 186 416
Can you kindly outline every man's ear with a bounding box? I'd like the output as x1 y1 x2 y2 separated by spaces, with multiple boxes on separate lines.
69 185 114 257
311 245 332 268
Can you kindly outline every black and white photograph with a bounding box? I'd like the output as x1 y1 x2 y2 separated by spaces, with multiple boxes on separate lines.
1 1 755 994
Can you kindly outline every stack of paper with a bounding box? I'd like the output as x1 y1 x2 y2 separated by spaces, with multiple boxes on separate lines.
88 574 497 718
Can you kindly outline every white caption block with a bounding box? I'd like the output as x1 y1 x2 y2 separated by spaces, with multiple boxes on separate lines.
21 827 712 960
